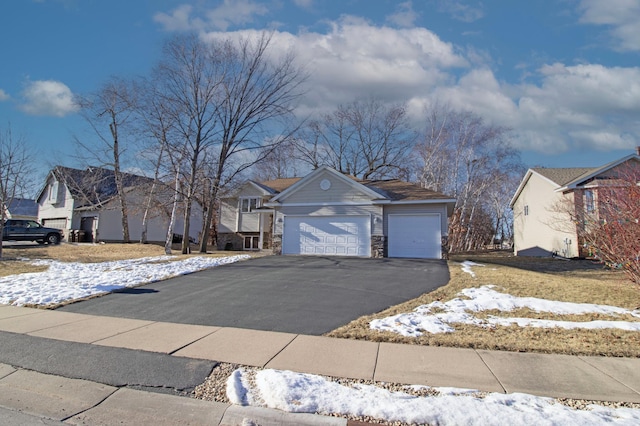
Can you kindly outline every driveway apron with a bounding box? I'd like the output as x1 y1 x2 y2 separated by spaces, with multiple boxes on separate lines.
58 256 449 335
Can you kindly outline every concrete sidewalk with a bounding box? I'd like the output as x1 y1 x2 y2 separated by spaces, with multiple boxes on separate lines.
1 305 640 425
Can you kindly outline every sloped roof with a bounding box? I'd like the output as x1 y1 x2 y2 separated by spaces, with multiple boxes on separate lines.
7 198 38 217
363 179 455 201
255 178 302 194
531 167 596 186
256 170 453 203
52 166 154 208
510 153 640 207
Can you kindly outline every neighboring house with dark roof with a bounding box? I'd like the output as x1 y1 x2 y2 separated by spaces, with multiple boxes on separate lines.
510 149 640 258
6 198 38 221
36 166 202 243
217 166 456 259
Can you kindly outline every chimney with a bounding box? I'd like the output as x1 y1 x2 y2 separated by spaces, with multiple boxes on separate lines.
636 146 640 156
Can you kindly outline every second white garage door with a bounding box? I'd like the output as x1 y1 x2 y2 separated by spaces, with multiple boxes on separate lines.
283 216 371 257
388 214 442 259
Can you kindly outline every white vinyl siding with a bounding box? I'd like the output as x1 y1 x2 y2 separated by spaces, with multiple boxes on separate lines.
278 176 375 204
512 172 578 257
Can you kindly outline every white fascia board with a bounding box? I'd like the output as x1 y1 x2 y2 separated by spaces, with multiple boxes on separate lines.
244 181 274 197
557 154 640 192
269 165 385 203
509 169 532 209
35 170 57 203
265 201 377 207
510 169 562 208
384 198 457 205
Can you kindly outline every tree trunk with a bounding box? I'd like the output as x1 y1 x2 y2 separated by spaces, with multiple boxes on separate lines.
110 121 130 243
199 185 220 253
140 144 164 244
165 169 181 255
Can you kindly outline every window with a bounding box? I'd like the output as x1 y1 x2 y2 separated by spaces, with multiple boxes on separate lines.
244 236 260 250
584 190 595 214
240 197 261 213
48 181 59 203
524 205 529 216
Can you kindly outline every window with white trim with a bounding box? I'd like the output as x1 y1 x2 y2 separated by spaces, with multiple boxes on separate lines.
49 181 59 204
244 236 260 250
584 190 595 214
240 197 261 213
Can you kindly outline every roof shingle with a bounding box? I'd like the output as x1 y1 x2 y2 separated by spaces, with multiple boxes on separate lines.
532 167 597 186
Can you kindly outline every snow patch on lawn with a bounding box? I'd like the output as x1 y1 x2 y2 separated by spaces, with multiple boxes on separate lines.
369 262 640 336
0 254 250 307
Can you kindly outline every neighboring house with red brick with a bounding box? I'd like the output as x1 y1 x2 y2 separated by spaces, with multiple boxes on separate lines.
510 149 640 258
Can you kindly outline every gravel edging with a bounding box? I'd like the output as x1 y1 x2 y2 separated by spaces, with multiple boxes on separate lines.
192 363 640 426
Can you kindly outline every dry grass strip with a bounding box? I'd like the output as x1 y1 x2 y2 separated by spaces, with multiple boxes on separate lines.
327 252 640 357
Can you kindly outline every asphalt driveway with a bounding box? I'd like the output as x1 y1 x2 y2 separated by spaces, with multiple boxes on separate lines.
58 256 450 335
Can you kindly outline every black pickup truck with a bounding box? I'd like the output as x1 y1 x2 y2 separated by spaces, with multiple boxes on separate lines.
2 219 64 245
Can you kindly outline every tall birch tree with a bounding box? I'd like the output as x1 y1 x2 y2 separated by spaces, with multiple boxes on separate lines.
76 77 136 242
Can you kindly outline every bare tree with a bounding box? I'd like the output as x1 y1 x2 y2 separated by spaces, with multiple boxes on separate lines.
551 163 640 284
76 77 136 242
251 139 301 181
584 165 640 285
0 125 33 260
131 77 177 250
297 98 414 179
153 34 227 254
196 32 307 253
415 104 523 252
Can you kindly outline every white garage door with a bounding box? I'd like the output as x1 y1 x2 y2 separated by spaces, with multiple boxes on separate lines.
283 216 371 257
388 214 441 259
42 218 67 230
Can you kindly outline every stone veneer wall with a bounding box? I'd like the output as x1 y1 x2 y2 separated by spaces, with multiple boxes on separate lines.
272 234 282 255
217 233 244 251
441 236 449 260
371 235 385 258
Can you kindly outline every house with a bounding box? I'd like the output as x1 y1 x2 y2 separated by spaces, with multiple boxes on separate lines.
37 166 203 243
217 166 456 259
5 198 38 221
510 148 640 258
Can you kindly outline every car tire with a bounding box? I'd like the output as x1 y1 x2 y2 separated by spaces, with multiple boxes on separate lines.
46 234 61 245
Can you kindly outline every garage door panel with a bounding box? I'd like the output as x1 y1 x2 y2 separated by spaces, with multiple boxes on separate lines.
283 216 371 257
388 214 441 259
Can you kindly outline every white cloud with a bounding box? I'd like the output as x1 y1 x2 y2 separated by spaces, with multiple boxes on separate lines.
292 0 313 10
0 89 9 101
386 1 419 28
202 17 468 116
579 0 640 51
203 18 639 156
153 4 203 32
154 1 268 32
19 80 78 117
205 0 268 31
437 1 484 23
507 64 640 153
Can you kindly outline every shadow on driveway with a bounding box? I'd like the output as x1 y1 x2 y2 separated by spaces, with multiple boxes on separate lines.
58 256 450 335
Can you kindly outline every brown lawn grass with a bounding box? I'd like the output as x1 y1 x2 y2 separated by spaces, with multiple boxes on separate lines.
326 252 640 357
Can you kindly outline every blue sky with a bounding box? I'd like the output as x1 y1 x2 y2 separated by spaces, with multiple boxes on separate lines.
1 0 639 186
